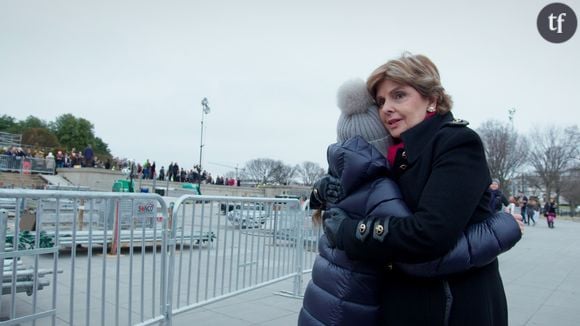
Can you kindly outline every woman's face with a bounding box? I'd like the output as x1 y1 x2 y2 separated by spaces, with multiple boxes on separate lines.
375 79 434 139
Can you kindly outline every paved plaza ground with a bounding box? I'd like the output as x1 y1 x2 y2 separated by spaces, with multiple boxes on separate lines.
173 218 580 326
0 215 580 326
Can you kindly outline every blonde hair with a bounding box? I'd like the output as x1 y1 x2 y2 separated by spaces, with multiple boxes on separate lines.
366 52 453 114
312 209 323 226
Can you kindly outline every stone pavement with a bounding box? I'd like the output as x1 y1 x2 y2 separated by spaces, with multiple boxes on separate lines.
173 218 580 326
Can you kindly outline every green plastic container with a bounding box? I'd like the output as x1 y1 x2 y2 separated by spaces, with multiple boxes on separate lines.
181 183 201 195
112 179 133 192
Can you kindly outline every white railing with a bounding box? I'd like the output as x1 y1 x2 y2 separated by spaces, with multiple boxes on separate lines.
0 155 55 175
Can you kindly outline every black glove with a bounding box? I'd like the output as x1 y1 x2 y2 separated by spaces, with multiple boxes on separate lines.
309 175 344 209
322 207 350 248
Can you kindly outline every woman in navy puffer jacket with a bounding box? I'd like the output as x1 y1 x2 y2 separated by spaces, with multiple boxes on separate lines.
298 80 522 326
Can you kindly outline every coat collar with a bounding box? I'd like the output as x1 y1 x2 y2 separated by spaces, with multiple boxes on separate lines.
399 112 455 163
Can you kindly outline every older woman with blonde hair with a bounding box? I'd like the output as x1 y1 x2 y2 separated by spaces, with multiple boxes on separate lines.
320 52 520 325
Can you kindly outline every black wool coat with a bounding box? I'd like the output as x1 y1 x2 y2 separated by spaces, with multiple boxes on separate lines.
337 112 508 326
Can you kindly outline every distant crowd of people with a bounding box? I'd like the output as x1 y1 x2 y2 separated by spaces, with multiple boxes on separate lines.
488 179 559 228
2 144 110 171
130 161 239 186
2 145 240 186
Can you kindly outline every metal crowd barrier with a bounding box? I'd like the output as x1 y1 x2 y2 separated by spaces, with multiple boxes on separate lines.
0 190 321 326
0 155 55 175
166 195 320 319
0 189 170 326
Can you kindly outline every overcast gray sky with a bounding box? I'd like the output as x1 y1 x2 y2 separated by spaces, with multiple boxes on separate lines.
1 0 578 176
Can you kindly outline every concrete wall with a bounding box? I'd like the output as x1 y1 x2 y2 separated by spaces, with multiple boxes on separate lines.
0 172 46 189
56 168 311 198
57 168 122 191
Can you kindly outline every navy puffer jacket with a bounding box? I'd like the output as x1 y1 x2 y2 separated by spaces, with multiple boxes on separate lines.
298 136 521 326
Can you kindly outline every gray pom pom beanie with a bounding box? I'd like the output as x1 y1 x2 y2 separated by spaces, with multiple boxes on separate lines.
336 78 391 156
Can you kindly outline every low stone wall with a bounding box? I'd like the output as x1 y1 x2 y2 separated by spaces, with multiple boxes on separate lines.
57 168 122 192
0 172 46 189
56 168 311 198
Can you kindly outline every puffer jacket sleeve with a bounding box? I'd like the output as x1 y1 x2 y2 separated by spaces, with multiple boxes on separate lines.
395 212 522 277
363 179 521 277
324 135 522 278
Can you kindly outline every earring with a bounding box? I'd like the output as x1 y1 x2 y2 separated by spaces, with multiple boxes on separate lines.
427 106 435 112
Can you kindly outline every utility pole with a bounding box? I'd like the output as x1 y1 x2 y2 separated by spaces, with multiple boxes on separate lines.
199 97 211 188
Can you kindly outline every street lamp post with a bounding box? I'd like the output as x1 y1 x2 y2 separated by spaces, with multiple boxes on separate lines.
508 107 516 128
199 97 211 187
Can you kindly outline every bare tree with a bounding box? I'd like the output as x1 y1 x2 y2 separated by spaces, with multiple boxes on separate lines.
243 158 280 184
296 161 325 186
528 125 580 203
243 158 295 185
270 163 297 185
522 173 546 196
477 120 529 192
560 166 580 217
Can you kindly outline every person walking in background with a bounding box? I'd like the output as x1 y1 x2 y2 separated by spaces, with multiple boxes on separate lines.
506 196 521 215
527 197 538 226
70 151 80 167
180 168 186 182
519 193 529 224
46 152 55 174
167 162 174 181
172 163 179 182
143 159 150 179
55 150 64 168
544 198 557 228
159 166 165 181
489 179 509 213
83 144 94 167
